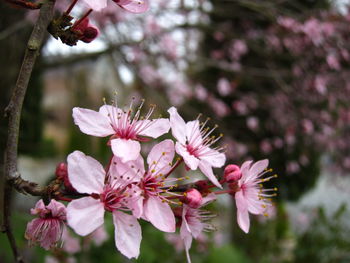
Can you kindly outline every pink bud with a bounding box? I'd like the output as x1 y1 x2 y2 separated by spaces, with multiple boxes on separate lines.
55 162 67 180
224 164 242 182
55 162 76 193
183 188 203 209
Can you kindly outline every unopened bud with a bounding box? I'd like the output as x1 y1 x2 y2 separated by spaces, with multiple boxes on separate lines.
182 188 202 209
55 162 76 193
55 163 67 180
224 164 242 182
81 26 99 43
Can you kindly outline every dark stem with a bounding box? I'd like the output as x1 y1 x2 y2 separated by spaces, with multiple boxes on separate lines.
65 0 79 14
1 0 56 262
73 9 93 27
4 0 42 9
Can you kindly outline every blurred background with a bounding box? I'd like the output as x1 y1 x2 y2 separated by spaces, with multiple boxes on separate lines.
1 0 350 262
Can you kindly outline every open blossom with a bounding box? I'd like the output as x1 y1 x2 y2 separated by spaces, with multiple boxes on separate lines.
25 199 66 250
168 107 226 188
72 99 170 162
118 139 177 232
82 0 149 13
180 193 216 263
66 150 143 259
232 160 277 233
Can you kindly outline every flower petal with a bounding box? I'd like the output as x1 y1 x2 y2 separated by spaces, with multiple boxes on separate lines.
240 160 253 180
67 151 105 194
199 148 226 168
113 211 142 259
72 107 114 137
249 159 269 177
82 0 107 11
235 191 250 233
175 142 199 170
111 138 141 162
138 118 170 138
67 197 104 236
185 120 202 145
168 107 187 144
117 0 149 13
198 161 222 188
147 139 175 175
143 196 175 232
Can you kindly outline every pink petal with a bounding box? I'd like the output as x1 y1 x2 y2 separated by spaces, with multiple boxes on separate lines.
117 0 149 13
182 206 203 239
201 192 217 206
249 159 269 177
82 0 107 11
235 191 250 233
67 151 105 194
143 196 175 232
111 138 141 162
180 219 193 259
198 161 222 188
72 107 114 137
109 156 144 187
185 120 202 144
200 148 226 168
168 107 187 144
46 199 66 219
67 197 104 236
113 211 142 259
240 160 253 180
175 142 199 170
138 118 170 138
147 139 175 175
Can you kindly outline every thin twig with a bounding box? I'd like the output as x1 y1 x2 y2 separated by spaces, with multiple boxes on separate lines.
1 0 56 262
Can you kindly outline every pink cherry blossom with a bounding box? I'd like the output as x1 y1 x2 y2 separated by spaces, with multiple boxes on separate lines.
168 107 226 188
180 193 216 263
66 150 142 259
72 99 170 162
234 160 277 233
25 199 66 250
118 139 177 232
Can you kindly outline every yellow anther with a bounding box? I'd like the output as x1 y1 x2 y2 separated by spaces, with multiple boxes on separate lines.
162 152 166 155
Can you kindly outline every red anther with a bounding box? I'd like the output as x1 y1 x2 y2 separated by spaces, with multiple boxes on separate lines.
224 164 242 182
182 188 203 209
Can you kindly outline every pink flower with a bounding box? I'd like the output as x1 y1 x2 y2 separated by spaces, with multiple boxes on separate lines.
234 160 276 233
72 99 170 162
180 193 216 263
119 140 177 232
25 199 66 250
66 150 142 259
168 107 226 188
82 0 149 13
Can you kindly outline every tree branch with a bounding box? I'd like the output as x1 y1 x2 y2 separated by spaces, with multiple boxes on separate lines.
1 0 56 262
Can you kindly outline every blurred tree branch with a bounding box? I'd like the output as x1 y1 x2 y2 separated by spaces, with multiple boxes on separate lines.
1 0 56 261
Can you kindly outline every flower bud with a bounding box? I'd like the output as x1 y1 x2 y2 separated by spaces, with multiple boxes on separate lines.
182 188 203 209
55 162 68 180
55 162 76 193
224 164 242 182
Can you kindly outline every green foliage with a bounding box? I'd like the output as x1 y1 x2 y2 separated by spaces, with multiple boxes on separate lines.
294 205 350 263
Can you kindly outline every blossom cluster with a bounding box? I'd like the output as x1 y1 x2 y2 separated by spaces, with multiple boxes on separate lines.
25 98 276 262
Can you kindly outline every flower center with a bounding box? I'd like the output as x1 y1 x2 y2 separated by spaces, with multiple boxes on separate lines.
100 187 124 212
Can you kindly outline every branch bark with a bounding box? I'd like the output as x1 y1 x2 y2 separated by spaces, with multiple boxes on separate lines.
1 0 56 262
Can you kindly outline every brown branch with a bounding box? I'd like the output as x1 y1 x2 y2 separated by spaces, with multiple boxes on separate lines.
1 0 56 262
